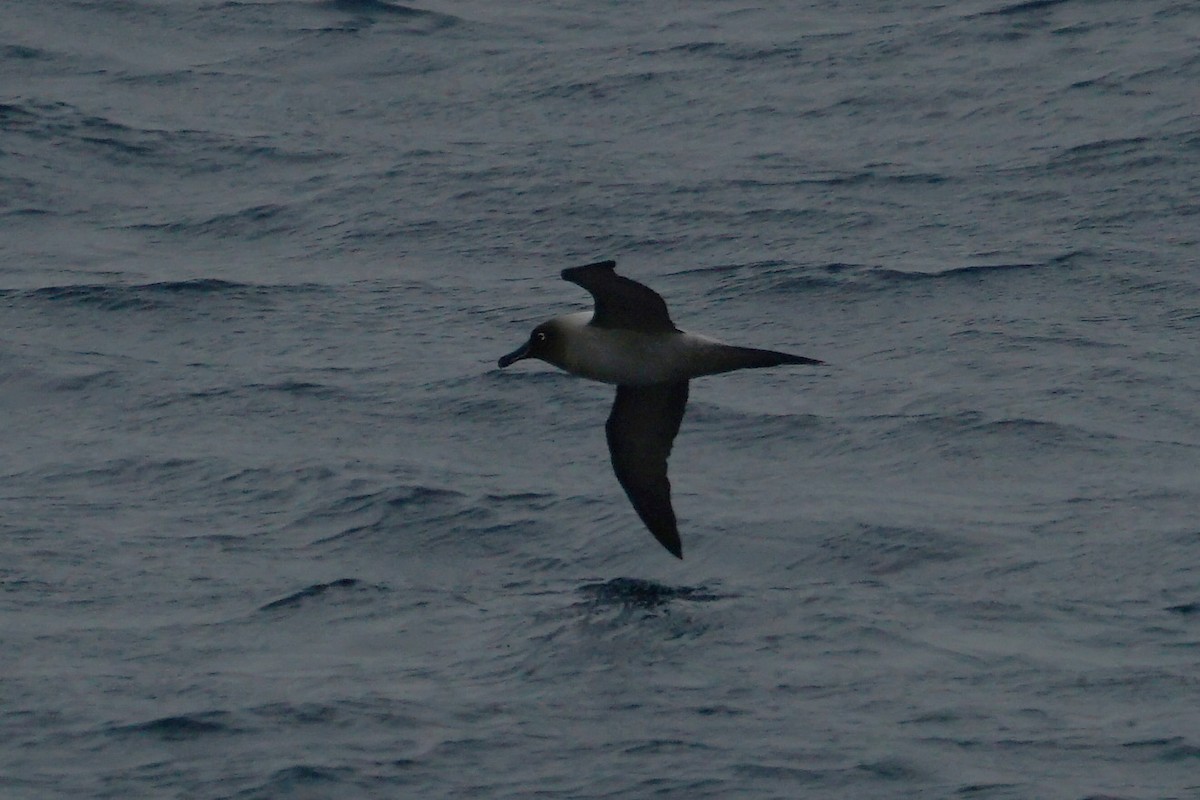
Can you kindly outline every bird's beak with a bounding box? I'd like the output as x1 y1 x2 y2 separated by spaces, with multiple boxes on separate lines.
498 340 531 368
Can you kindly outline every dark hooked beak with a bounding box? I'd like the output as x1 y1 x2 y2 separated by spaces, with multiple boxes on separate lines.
498 340 531 369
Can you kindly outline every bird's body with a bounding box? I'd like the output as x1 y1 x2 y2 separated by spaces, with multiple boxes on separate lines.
533 311 764 386
498 260 823 559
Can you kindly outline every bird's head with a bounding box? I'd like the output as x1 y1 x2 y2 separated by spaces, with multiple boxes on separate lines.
498 319 568 371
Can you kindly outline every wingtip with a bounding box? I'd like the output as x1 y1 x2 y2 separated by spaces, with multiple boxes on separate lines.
659 531 683 559
786 354 826 367
560 259 616 280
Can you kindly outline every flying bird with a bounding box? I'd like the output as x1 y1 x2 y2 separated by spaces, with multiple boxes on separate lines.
498 260 823 558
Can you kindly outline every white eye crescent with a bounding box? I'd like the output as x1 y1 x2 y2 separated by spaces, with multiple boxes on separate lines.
535 331 547 342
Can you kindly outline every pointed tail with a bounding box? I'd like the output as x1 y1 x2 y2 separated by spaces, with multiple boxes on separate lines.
696 345 824 376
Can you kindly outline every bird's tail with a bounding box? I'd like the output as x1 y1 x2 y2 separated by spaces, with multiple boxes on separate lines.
697 345 824 376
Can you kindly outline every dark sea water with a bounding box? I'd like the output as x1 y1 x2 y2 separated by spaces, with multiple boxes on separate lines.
3 1 1199 798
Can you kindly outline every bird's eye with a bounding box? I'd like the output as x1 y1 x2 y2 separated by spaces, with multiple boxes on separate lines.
535 331 548 342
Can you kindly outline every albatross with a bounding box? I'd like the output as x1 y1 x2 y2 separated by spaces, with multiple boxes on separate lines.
498 260 823 558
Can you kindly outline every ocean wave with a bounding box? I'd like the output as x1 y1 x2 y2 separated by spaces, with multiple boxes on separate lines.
5 279 326 311
3 97 341 184
870 250 1088 282
110 712 235 741
975 0 1073 18
666 250 1094 301
126 203 296 239
810 522 971 576
250 764 353 791
303 484 471 544
577 577 730 609
310 0 462 34
259 577 382 612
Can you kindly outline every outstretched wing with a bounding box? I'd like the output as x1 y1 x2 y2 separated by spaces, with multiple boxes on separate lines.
562 260 678 333
605 381 690 558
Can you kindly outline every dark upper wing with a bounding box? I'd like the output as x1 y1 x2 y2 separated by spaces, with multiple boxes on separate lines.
605 381 690 558
561 260 678 333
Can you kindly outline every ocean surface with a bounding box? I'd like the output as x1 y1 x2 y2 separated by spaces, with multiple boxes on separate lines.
3 1 1199 797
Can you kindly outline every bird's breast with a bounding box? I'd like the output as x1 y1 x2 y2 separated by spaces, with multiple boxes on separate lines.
562 327 724 386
